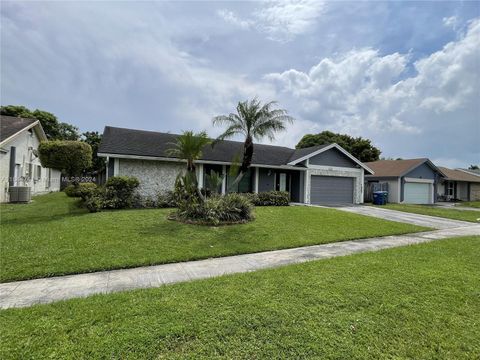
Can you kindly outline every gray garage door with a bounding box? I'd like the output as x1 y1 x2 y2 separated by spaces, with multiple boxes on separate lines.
310 176 354 204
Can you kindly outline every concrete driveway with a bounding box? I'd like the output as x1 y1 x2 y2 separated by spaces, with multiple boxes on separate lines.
336 205 474 229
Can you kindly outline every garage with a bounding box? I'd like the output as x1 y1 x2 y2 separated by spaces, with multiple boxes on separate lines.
404 182 431 204
310 176 354 204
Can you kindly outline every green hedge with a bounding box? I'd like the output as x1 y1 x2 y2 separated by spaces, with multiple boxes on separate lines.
242 191 290 206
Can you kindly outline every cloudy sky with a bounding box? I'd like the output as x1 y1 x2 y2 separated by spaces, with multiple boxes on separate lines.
1 1 479 167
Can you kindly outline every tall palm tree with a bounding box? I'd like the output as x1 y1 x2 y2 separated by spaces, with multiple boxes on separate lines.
167 130 211 199
212 98 294 189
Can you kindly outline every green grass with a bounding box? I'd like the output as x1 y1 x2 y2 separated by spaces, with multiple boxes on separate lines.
380 203 480 223
1 236 478 359
458 201 480 209
0 192 428 283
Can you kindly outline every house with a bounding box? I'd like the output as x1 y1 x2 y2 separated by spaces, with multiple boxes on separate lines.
0 115 61 202
364 158 445 204
97 126 374 205
436 167 480 201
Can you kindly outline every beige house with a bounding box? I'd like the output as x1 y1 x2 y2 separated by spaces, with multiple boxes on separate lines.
437 167 480 201
0 115 61 202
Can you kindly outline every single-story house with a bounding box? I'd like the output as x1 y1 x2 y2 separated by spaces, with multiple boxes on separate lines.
97 126 374 205
0 115 61 202
436 167 480 201
364 158 445 204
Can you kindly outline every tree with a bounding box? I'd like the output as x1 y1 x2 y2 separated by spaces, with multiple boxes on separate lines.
167 131 211 200
296 131 381 162
38 141 92 182
468 165 479 170
82 131 104 173
212 99 294 189
0 105 80 140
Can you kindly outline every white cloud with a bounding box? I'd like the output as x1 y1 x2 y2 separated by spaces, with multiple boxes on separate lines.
443 15 458 29
265 18 480 165
254 0 325 41
217 1 325 42
217 9 252 30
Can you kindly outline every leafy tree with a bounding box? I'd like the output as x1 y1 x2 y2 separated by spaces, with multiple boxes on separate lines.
468 165 479 170
296 131 381 162
0 105 80 140
82 131 104 173
212 99 294 189
38 141 92 181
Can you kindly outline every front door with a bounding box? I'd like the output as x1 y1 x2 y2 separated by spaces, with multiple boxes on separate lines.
275 172 289 192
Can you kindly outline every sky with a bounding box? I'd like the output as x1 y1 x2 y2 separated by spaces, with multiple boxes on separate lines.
1 1 479 168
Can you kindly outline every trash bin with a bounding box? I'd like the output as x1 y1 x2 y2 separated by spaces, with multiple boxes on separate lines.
373 191 388 205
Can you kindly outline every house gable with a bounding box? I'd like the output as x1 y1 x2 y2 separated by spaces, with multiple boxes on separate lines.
308 147 357 168
403 162 437 180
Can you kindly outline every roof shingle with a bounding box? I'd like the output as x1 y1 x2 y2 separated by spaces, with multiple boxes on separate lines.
0 115 37 143
364 158 430 177
438 167 480 183
98 126 325 166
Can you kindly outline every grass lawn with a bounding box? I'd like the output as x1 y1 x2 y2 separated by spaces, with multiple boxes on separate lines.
0 192 429 283
381 203 480 223
458 201 480 209
1 236 478 359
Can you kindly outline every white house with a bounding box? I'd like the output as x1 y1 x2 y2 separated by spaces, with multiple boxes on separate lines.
0 115 61 202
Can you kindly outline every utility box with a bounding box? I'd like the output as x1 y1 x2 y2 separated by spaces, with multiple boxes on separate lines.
9 186 31 203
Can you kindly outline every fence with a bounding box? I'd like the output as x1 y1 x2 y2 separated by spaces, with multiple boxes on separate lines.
364 182 389 203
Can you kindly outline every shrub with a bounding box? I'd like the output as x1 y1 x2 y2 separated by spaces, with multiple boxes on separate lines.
64 183 97 199
173 193 254 226
255 191 290 206
84 191 104 213
157 191 177 208
64 184 77 197
238 191 289 206
101 176 140 209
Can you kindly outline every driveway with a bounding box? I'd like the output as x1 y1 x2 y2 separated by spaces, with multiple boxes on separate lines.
336 205 473 229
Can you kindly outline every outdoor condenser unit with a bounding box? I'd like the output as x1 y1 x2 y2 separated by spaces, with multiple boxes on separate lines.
9 186 32 203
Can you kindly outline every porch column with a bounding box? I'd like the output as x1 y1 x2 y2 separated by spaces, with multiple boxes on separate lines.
304 170 310 204
254 167 259 193
197 164 204 189
221 165 226 194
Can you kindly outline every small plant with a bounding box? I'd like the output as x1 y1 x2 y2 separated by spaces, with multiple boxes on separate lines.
238 191 289 206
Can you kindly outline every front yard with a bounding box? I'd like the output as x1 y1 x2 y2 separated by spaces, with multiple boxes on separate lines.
1 236 478 358
380 203 480 223
458 201 480 209
0 192 428 282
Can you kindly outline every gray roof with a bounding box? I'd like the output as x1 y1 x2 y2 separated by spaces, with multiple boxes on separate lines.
0 115 37 143
458 168 480 176
98 126 328 166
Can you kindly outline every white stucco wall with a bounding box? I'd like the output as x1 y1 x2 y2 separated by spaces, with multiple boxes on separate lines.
117 159 184 199
0 129 61 203
304 166 364 204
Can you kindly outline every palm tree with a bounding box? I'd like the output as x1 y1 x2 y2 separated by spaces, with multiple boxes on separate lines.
212 98 294 189
167 130 211 199
167 131 210 173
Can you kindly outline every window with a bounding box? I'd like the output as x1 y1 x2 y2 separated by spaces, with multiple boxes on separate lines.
447 182 454 196
35 165 42 180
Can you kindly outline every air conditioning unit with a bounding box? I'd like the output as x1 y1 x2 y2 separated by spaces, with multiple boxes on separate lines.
9 186 31 203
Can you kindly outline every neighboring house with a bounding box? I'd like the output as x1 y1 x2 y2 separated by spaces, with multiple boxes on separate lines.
0 115 61 202
458 168 480 177
364 158 445 204
436 167 480 201
98 126 374 205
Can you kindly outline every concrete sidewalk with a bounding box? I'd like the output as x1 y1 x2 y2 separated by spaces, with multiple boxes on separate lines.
1 225 479 309
336 205 475 229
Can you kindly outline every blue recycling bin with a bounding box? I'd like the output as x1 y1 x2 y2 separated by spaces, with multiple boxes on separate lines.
373 191 388 205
